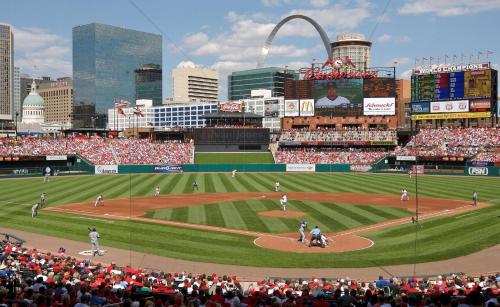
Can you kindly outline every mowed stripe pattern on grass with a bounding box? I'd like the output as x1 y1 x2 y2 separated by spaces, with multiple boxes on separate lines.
0 173 498 268
146 200 412 233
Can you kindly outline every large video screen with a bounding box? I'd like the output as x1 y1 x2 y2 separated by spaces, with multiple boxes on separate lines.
314 79 363 116
412 69 496 102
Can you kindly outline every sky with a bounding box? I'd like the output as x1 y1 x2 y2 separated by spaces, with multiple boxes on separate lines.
2 0 500 100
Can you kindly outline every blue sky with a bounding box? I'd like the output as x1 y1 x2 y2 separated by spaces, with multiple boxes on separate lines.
2 0 499 100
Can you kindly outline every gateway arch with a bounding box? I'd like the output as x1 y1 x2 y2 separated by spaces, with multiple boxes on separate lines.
257 14 332 68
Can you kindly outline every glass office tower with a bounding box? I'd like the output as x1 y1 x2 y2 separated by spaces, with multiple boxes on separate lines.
135 64 162 106
72 23 162 128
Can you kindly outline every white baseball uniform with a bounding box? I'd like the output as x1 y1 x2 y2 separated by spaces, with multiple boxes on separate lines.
280 195 287 211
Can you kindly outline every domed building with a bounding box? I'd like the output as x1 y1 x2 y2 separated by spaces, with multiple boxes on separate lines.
22 80 45 124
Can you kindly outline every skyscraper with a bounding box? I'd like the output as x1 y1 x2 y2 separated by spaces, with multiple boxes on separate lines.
72 23 162 128
331 33 371 71
135 64 162 106
13 66 20 121
228 67 295 101
172 67 219 102
0 24 14 120
38 77 73 124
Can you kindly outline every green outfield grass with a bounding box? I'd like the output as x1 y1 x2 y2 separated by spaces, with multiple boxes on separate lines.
145 200 412 233
0 173 498 267
194 152 274 164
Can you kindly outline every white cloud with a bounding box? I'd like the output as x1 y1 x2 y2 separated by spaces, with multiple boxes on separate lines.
310 0 329 8
399 0 500 16
377 33 410 43
13 27 71 77
377 33 392 43
13 27 64 52
176 61 201 69
181 32 209 49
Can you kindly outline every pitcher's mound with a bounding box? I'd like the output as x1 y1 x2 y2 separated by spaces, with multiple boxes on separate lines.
258 210 305 218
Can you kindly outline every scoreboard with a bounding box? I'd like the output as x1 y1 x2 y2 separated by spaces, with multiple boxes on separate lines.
284 80 314 99
411 69 494 102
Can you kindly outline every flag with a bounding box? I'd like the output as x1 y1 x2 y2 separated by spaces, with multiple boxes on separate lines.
117 106 125 116
133 107 144 117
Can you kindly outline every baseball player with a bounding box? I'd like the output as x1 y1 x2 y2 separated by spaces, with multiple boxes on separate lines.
154 186 160 197
275 181 280 192
472 191 478 206
320 234 328 247
94 195 104 207
408 169 412 178
192 180 199 192
88 227 101 256
280 194 288 211
31 203 39 218
43 166 51 182
401 189 409 201
231 169 237 178
40 193 46 208
298 220 307 243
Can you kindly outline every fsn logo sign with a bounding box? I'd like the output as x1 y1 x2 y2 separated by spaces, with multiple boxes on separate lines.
468 167 489 176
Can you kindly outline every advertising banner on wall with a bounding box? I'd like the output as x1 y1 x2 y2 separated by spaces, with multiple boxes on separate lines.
264 99 280 117
363 97 396 115
46 155 67 161
396 155 417 161
286 164 316 172
153 164 183 173
411 102 430 114
411 111 491 120
299 99 315 116
350 164 372 172
430 100 469 113
470 99 491 110
467 166 489 176
95 165 118 174
284 100 299 116
220 102 242 112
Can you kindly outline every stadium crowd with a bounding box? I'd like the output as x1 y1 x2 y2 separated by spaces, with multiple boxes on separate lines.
275 148 388 164
395 128 500 158
0 138 193 165
279 128 397 143
0 238 499 307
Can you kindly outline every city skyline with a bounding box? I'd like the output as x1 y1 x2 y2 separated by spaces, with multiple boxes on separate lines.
1 0 499 101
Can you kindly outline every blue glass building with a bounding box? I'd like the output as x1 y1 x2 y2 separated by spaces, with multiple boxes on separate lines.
72 23 162 128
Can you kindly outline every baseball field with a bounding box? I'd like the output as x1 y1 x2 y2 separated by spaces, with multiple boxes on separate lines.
0 172 499 269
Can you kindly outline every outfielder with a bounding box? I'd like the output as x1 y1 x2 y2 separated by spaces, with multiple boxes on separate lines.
280 194 288 211
401 189 409 201
40 193 46 208
408 169 412 178
192 180 199 192
94 195 104 207
275 181 280 192
43 166 51 182
88 227 102 256
231 169 237 178
298 220 307 243
31 203 39 218
155 186 160 197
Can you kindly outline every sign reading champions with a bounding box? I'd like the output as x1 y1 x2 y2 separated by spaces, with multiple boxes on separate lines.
413 63 490 75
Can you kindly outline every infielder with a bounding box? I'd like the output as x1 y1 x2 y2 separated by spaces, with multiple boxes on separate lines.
298 220 307 243
401 189 409 201
43 167 51 183
40 193 46 208
280 194 288 211
94 195 104 207
472 191 478 206
88 227 102 256
275 181 280 192
31 203 39 218
155 186 160 197
192 180 199 192
231 169 237 178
